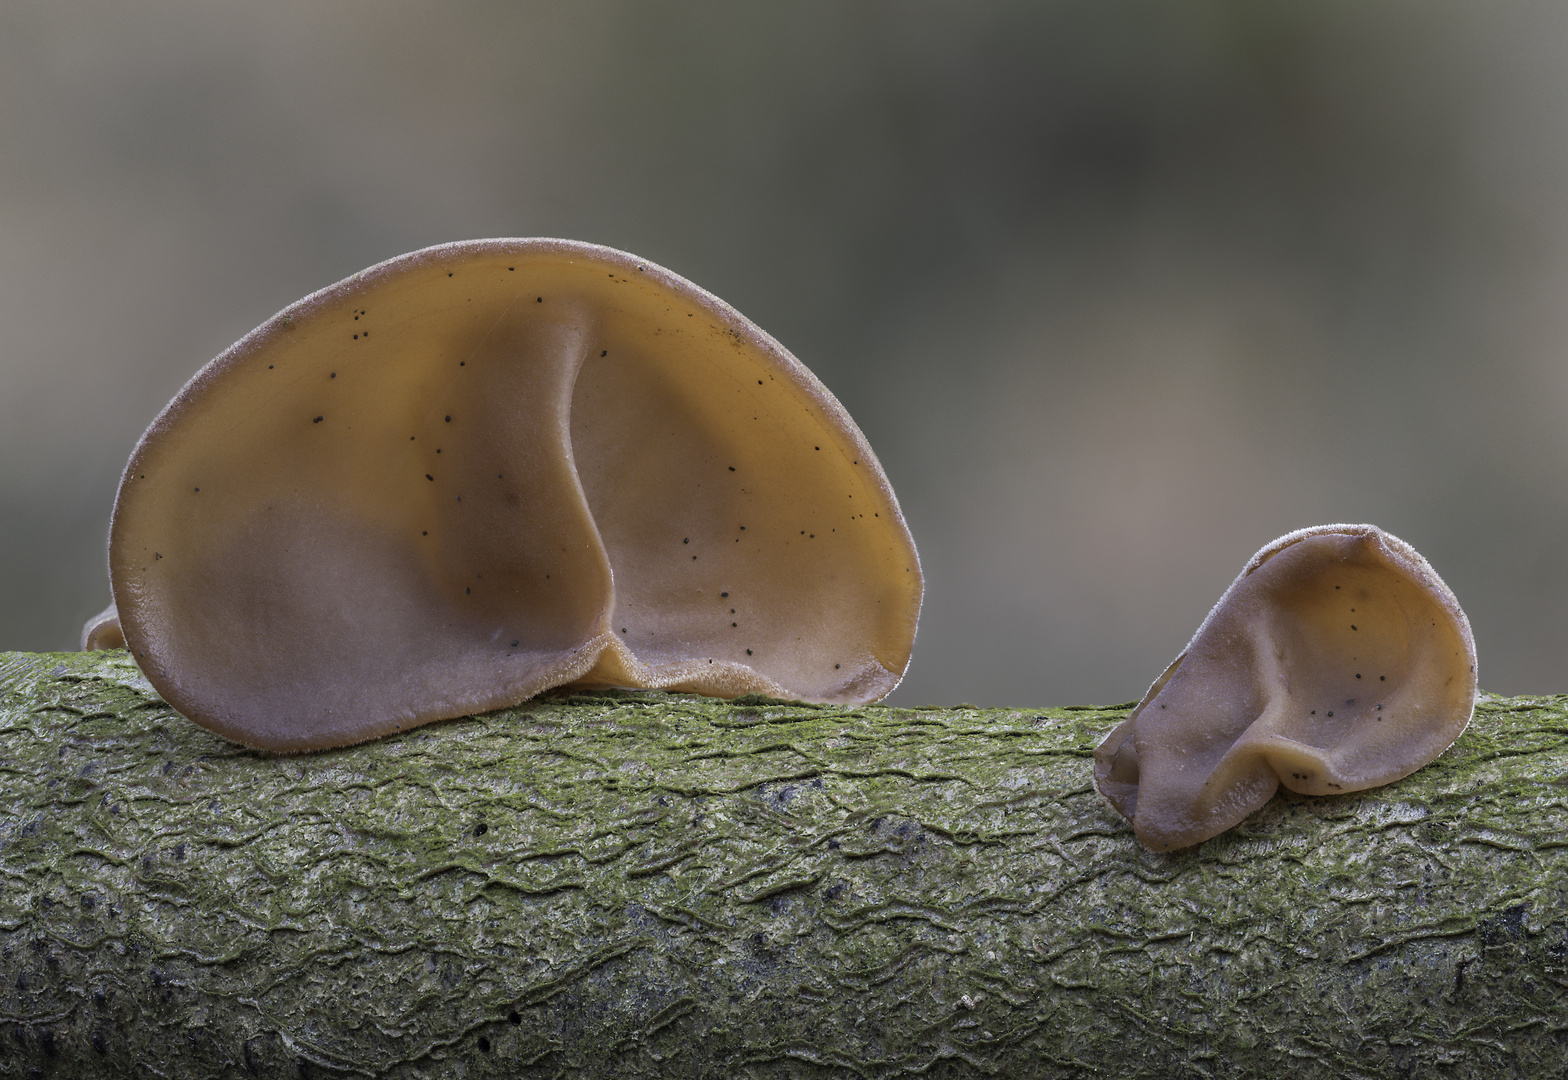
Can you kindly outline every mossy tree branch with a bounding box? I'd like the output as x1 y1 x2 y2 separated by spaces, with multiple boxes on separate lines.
0 650 1564 1078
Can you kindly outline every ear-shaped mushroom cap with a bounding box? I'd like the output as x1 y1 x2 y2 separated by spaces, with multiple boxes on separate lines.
103 239 922 751
1094 524 1475 852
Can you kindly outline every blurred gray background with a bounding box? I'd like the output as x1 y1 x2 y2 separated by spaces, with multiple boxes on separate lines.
3 1 1565 705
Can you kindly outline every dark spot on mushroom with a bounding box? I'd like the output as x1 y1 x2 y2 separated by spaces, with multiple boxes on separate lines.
835 664 840 669
330 372 336 378
1356 674 1362 679
511 639 519 647
313 416 323 423
683 538 689 544
1351 625 1357 631
1380 675 1386 681
426 474 434 481
1327 711 1334 717
747 649 753 655
721 592 728 597
601 350 607 356
445 415 452 422
728 466 736 472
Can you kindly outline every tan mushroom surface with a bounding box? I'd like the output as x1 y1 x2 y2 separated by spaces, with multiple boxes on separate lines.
1094 524 1476 852
79 602 125 651
96 239 922 751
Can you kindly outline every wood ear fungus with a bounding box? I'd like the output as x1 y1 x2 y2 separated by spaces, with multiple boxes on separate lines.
91 239 922 751
1094 524 1476 851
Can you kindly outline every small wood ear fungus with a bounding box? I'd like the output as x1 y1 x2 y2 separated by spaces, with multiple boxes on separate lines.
1095 524 1476 851
95 239 922 751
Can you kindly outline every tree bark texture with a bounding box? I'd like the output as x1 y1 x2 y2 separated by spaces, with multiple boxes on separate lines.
0 649 1564 1079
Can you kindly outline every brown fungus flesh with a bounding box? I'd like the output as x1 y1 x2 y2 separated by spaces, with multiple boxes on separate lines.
1094 524 1476 852
91 239 922 751
79 603 125 651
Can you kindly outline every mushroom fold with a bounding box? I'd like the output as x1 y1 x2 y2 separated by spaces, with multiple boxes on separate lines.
97 239 923 751
1094 524 1476 852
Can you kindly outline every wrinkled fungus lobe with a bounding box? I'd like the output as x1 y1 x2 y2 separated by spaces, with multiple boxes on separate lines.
1094 524 1476 852
93 239 922 751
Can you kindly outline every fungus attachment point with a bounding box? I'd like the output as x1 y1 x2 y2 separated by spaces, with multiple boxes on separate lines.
96 239 922 751
1093 524 1476 852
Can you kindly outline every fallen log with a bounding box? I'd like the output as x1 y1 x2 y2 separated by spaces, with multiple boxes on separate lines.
0 649 1563 1078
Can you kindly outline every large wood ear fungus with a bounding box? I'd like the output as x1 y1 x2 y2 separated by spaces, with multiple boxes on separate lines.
1095 524 1476 851
94 239 922 751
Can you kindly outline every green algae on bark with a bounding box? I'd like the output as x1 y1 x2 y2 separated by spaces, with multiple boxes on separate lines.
0 649 1565 1078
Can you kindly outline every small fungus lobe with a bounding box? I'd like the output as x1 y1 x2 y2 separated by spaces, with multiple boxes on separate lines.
1093 524 1476 852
